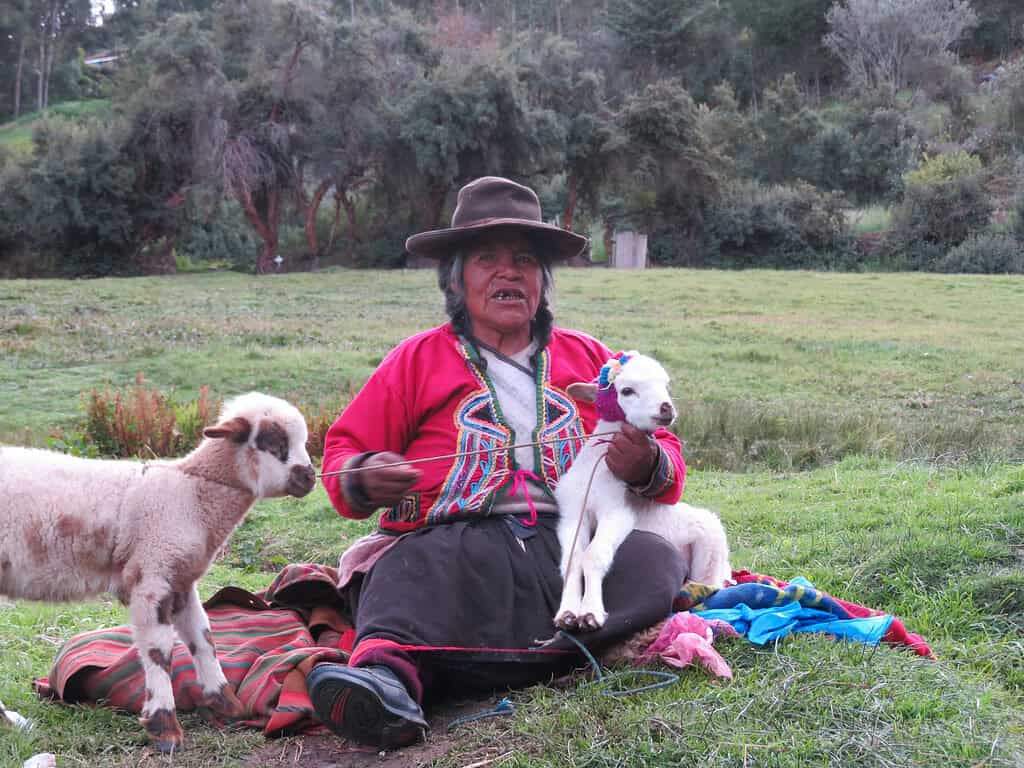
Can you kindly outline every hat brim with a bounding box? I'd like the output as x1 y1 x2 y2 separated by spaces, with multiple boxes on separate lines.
405 218 589 261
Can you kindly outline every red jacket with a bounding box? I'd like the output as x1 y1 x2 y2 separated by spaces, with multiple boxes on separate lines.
322 324 686 534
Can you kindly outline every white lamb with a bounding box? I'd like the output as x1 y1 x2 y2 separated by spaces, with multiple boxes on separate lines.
0 392 316 753
554 352 731 632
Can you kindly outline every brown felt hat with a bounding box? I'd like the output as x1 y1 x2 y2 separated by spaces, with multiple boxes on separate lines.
405 176 589 261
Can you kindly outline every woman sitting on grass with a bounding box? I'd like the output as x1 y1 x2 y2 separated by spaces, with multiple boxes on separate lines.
309 176 689 748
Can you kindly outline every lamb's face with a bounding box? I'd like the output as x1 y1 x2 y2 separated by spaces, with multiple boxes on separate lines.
206 394 316 499
248 406 316 499
613 355 677 433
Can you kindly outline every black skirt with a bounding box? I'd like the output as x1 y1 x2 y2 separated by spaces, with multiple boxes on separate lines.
346 514 688 696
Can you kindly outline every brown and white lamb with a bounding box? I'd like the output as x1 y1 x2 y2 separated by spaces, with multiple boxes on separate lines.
0 392 316 753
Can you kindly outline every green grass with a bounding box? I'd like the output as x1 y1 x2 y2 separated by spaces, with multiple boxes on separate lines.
1 268 1024 766
0 100 112 159
2 269 1022 467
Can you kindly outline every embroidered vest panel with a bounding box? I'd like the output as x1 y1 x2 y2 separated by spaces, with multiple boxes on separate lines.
381 344 585 530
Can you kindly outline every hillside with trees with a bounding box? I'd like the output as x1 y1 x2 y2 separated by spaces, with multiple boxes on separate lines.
1 0 1022 276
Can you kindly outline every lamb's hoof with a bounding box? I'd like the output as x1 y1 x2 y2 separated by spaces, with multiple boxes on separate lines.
555 611 579 631
141 709 184 753
198 683 246 720
152 737 183 755
577 612 605 632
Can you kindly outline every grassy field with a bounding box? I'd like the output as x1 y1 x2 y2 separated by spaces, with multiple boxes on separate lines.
1 268 1023 767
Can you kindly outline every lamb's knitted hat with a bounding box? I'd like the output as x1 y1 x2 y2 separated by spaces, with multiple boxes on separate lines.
594 352 633 422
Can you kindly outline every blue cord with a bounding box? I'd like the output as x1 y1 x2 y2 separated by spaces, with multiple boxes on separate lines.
447 696 516 731
557 630 679 698
445 631 679 731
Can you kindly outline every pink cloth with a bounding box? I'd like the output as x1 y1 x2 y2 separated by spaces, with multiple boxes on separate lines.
637 612 738 679
336 531 413 589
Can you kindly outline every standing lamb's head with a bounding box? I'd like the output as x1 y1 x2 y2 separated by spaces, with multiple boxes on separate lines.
202 393 316 498
567 352 677 433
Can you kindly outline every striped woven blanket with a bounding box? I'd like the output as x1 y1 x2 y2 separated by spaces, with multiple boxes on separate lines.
34 565 350 736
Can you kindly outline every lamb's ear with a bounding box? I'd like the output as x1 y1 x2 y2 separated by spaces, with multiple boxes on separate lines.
204 416 252 443
567 382 598 403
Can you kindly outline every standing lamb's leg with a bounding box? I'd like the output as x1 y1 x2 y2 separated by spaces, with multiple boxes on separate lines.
129 579 184 754
171 585 245 721
576 512 636 631
555 521 591 630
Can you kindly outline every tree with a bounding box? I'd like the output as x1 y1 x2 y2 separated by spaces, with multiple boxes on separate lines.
963 0 1024 59
824 0 978 91
0 0 92 120
607 0 739 101
608 79 723 259
509 32 618 231
4 117 145 274
731 0 840 101
377 22 563 250
0 0 33 118
749 75 826 185
295 15 393 261
114 12 233 271
216 0 331 273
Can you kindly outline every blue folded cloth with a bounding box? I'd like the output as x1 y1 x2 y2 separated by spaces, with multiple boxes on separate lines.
694 576 894 646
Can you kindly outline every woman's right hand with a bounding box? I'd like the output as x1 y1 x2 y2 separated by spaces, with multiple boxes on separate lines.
359 452 422 507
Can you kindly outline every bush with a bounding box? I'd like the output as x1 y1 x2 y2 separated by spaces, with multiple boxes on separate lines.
976 60 1024 155
80 375 221 458
1015 196 1024 241
904 150 983 186
887 151 994 269
53 376 352 460
698 181 859 269
935 234 1024 274
815 92 920 204
748 75 825 186
360 233 410 268
176 200 258 269
6 117 146 276
906 52 975 131
298 384 359 460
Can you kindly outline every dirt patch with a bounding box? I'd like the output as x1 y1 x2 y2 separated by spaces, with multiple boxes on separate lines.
242 699 513 768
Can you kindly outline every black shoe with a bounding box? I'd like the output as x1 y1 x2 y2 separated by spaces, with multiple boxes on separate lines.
307 663 428 749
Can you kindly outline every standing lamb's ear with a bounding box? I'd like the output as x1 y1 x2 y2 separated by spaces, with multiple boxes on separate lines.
567 382 598 403
203 416 252 443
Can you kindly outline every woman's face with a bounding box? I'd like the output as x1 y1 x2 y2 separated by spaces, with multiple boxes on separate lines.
460 230 544 348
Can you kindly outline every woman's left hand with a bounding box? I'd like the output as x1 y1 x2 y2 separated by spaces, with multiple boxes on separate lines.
605 423 659 486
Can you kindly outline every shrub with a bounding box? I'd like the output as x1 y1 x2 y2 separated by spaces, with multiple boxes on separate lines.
904 150 983 186
748 75 825 186
815 92 920 204
975 60 1024 156
887 151 994 269
935 234 1024 274
80 375 220 458
297 384 359 460
906 52 975 131
698 181 859 269
1014 162 1024 240
17 117 144 276
54 377 354 460
175 200 257 269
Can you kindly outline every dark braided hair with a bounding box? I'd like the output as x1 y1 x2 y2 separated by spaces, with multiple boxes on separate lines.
436 248 555 366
